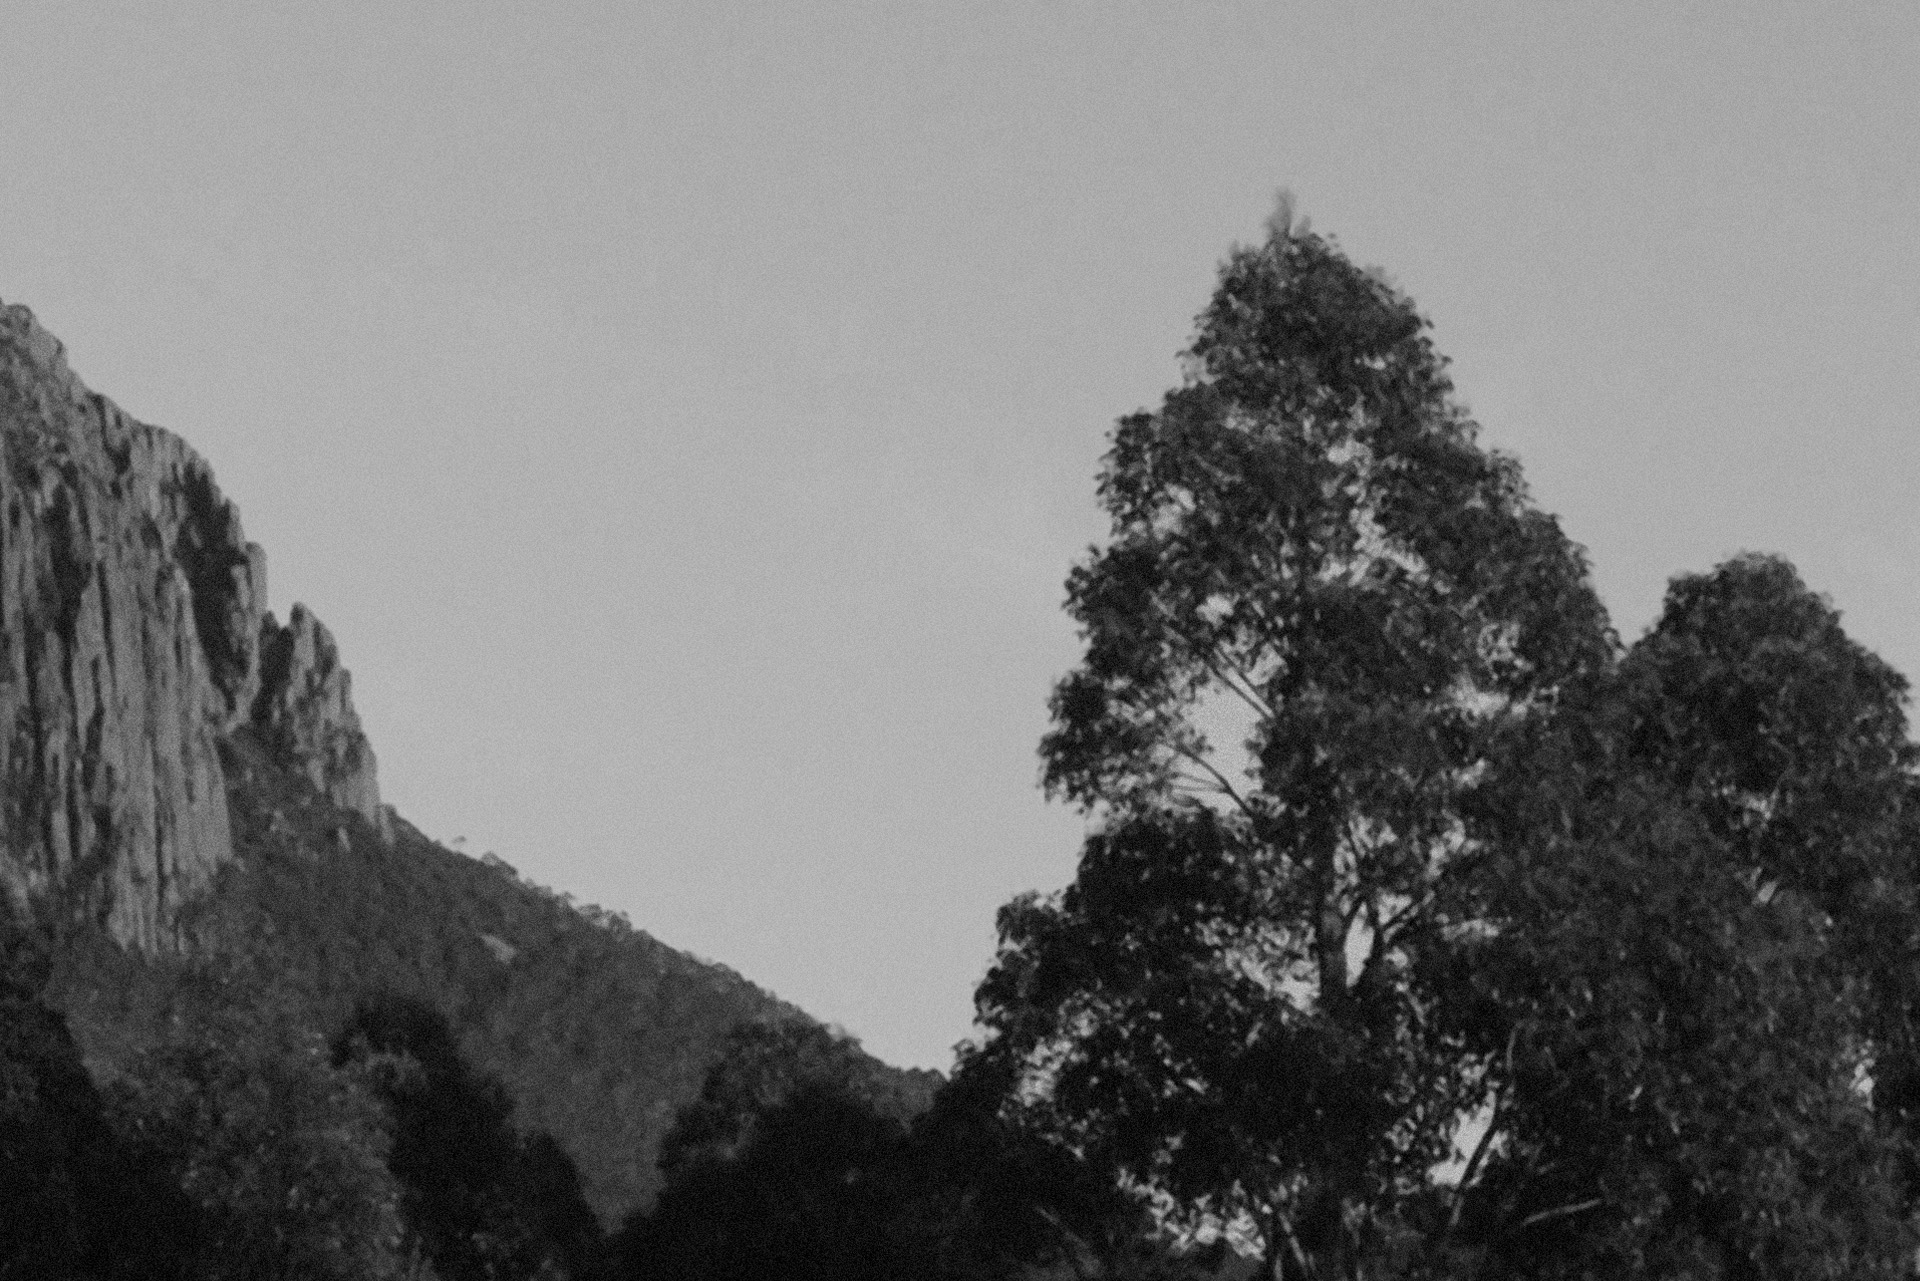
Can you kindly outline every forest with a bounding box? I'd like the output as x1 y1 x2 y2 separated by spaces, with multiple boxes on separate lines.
8 207 1920 1280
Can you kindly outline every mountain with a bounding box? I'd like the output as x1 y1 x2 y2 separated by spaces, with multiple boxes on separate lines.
0 298 937 1222
0 300 264 950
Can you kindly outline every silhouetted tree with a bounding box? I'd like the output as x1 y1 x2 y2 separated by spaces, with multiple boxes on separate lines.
1420 558 1919 1278
334 991 604 1281
617 1020 916 1279
975 203 1609 1277
895 1050 1195 1279
623 1080 910 1281
623 1016 1207 1280
971 203 1920 1279
652 1019 920 1182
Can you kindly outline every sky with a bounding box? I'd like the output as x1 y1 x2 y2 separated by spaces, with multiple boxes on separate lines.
1 2 1915 1070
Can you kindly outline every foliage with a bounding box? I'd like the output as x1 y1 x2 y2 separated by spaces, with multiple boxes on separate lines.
622 1079 912 1281
1616 554 1914 917
1413 557 1920 1278
0 918 202 1281
334 991 605 1281
897 1049 1206 1279
1615 554 1920 1193
621 1017 1167 1281
43 724 915 1224
1432 758 1909 1278
975 208 1920 1279
652 1019 928 1182
614 1020 911 1279
104 962 413 1281
978 208 1611 1275
624 1031 1244 1281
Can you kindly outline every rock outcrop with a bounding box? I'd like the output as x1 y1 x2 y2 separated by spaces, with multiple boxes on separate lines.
0 298 384 949
253 604 388 840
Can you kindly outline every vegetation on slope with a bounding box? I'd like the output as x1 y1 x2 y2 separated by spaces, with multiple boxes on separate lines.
45 726 935 1225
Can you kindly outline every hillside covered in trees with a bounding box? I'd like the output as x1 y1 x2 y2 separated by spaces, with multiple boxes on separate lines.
9 716 940 1276
44 721 943 1223
9 204 1920 1279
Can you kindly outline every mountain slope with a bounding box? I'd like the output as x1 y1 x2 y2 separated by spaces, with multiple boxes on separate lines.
49 631 937 1227
3 298 937 1224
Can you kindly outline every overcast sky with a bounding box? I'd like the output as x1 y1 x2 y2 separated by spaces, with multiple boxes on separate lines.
3 2 1915 1069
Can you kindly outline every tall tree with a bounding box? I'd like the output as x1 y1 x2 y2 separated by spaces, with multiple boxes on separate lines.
1617 554 1913 917
1422 556 1920 1277
975 205 1611 1277
1431 737 1910 1278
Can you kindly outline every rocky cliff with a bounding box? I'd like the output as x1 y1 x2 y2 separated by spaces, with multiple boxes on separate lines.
0 299 383 949
254 604 388 839
6 296 936 1228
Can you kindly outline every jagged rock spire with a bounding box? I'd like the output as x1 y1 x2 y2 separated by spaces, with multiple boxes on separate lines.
253 603 388 842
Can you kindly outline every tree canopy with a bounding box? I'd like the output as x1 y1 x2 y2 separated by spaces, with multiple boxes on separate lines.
977 207 1611 1277
332 991 604 1281
620 1017 1205 1280
0 918 202 1281
969 207 1920 1279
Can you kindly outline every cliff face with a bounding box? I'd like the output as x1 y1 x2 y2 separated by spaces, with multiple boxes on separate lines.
0 300 382 949
253 603 387 839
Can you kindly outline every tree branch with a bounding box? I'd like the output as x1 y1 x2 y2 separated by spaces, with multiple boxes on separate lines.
1200 647 1276 721
1445 1030 1516 1242
1266 1202 1315 1281
1170 742 1261 824
1517 1198 1603 1231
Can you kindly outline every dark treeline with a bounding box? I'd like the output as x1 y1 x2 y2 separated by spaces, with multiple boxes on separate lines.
3 905 605 1280
11 204 1920 1279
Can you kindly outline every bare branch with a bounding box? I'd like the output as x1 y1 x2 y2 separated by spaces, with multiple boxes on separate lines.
1199 647 1276 721
1374 890 1436 949
1170 742 1260 824
1446 1027 1519 1243
1517 1198 1604 1231
1266 1203 1315 1281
